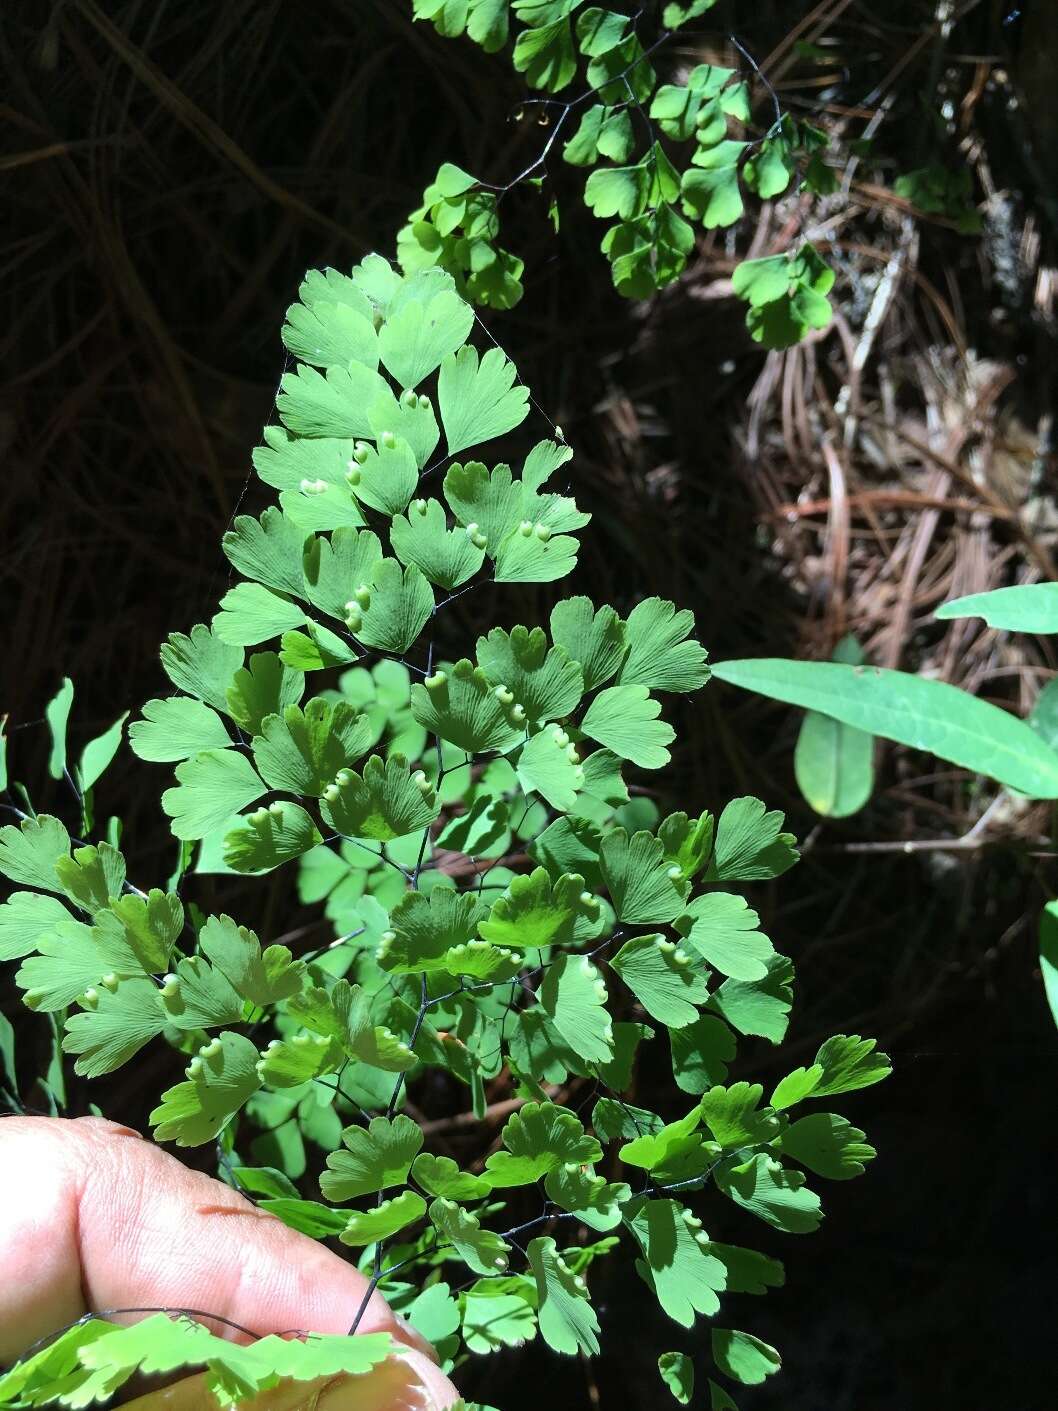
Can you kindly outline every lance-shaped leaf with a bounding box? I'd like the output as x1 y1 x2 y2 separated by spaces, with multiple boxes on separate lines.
484 1101 601 1187
223 802 322 873
581 684 674 769
226 652 305 734
198 913 306 1006
527 1237 600 1356
251 1198 346 1241
430 1197 511 1276
302 527 384 620
276 361 398 440
677 893 774 982
0 892 73 963
320 753 439 841
287 979 415 1072
252 699 373 796
353 561 434 655
380 888 492 973
776 1112 876 1180
600 829 685 923
478 867 584 950
0 814 71 892
476 626 584 723
339 1190 427 1246
936 582 1058 633
544 1165 631 1231
17 912 144 1012
626 1198 727 1327
162 749 267 841
550 597 626 691
610 934 710 1028
715 1153 823 1233
55 844 126 914
390 498 485 589
321 1115 424 1201
711 657 1058 798
77 711 127 794
540 953 614 1065
160 625 243 713
62 978 169 1077
411 1152 492 1201
438 344 529 455
618 597 710 692
712 1329 781 1387
150 1031 262 1147
711 797 798 881
109 889 183 973
130 697 231 762
411 661 523 754
282 297 379 370
45 677 73 780
517 726 585 810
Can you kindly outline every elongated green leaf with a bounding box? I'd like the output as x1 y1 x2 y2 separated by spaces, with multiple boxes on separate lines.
711 658 1058 798
936 583 1058 633
527 1237 600 1356
339 1190 427 1245
1041 902 1058 1031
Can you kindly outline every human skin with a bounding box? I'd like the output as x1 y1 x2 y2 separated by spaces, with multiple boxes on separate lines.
0 1116 459 1411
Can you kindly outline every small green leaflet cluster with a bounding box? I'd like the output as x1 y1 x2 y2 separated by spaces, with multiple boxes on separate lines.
0 259 890 1408
0 1314 395 1409
405 2 838 345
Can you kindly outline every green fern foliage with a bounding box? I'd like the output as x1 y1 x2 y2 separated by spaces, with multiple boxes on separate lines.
0 259 887 1407
403 4 838 344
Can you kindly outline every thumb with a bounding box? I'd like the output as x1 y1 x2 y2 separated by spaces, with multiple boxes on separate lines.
0 1117 460 1409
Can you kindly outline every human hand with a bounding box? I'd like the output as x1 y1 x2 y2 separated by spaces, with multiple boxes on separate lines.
0 1116 459 1411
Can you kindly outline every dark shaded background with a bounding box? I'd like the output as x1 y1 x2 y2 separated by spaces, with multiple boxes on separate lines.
3 2 1058 1407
